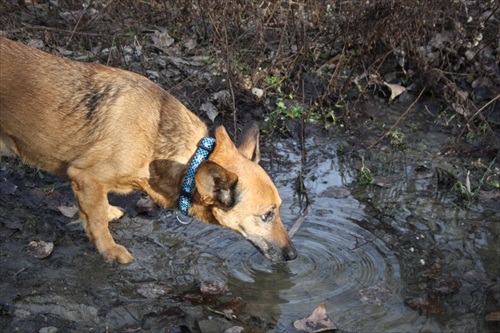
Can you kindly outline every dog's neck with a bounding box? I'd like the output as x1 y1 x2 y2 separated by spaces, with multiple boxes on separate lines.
144 93 211 208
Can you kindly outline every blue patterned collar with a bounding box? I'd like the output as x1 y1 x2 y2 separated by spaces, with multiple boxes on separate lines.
179 137 216 216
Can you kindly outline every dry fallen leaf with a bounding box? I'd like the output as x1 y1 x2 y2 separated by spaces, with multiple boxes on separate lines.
486 311 500 322
200 102 219 123
293 304 336 332
58 205 79 218
200 280 228 295
27 241 54 259
152 30 174 52
136 282 173 299
478 189 500 201
183 38 197 51
209 297 244 320
181 292 210 305
383 81 406 100
407 295 446 315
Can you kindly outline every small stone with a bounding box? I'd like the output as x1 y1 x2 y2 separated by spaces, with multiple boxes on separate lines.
27 241 54 259
251 87 264 98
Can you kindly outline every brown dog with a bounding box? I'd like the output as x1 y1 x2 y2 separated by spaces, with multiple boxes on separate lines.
0 37 297 264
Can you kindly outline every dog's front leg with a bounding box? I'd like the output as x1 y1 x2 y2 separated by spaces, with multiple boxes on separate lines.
68 169 134 264
108 205 126 221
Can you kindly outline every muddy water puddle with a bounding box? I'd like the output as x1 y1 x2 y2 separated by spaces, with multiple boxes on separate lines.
1 131 499 332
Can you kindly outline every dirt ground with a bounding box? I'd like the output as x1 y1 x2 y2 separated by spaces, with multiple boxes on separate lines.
1 97 499 332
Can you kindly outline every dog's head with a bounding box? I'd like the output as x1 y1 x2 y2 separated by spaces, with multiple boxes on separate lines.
191 125 297 262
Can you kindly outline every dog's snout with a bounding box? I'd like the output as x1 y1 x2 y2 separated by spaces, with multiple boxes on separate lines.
284 244 298 261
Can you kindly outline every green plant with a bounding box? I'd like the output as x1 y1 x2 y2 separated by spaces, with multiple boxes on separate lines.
288 104 304 119
432 108 458 127
454 170 473 202
487 179 499 189
264 97 307 134
263 99 290 136
452 157 498 203
358 158 373 185
266 76 283 86
43 184 56 194
275 98 287 113
388 129 405 146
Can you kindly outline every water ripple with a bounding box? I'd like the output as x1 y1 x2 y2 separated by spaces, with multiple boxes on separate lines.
153 197 403 331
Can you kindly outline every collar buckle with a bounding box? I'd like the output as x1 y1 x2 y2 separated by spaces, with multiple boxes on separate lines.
176 210 194 225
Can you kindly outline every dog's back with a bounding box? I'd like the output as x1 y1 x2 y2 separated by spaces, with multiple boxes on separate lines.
0 37 167 178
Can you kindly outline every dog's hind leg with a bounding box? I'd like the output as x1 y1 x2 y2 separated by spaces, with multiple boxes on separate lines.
68 168 134 264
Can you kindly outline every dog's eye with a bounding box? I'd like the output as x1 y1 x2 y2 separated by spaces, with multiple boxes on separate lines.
260 210 275 222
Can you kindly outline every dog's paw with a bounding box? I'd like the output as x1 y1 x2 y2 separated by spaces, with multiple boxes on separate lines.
107 244 135 264
107 205 126 222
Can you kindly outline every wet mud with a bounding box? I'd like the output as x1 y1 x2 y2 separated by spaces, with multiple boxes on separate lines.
0 168 270 333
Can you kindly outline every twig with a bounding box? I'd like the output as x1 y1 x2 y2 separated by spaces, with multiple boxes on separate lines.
222 17 237 140
205 4 237 138
227 63 237 140
32 26 105 36
300 80 306 167
368 87 426 148
458 94 500 139
13 268 26 278
349 232 376 250
288 208 308 238
206 306 236 320
65 12 84 48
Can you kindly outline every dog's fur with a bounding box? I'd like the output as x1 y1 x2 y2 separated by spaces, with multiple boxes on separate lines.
0 37 297 264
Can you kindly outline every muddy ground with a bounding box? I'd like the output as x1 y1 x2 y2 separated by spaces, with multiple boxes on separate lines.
1 96 499 332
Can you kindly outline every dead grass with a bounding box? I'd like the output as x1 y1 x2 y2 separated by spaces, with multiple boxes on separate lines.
1 0 498 142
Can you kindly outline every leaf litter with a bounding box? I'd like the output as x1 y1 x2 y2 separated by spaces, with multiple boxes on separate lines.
57 205 79 219
136 282 173 299
293 303 336 332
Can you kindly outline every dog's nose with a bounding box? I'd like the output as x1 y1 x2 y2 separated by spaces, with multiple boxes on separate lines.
284 245 298 261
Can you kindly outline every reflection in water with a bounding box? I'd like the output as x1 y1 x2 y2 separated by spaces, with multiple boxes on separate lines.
226 265 295 323
143 135 498 332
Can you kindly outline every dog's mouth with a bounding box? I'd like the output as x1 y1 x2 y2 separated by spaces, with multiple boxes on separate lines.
247 238 298 262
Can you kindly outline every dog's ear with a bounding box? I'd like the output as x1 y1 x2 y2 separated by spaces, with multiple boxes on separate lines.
195 160 238 208
236 123 261 163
